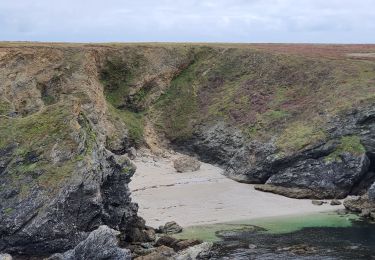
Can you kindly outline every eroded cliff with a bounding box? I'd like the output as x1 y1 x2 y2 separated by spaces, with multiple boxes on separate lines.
1 42 375 256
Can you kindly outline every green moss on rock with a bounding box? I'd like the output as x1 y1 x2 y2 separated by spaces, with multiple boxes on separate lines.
276 122 327 153
325 136 365 162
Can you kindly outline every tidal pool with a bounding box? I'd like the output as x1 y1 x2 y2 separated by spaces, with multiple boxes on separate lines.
174 211 375 259
174 210 359 241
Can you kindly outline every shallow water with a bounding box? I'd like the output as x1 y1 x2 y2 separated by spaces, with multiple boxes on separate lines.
175 211 375 259
174 211 359 240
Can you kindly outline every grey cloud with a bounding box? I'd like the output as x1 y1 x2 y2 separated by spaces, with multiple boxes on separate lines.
0 0 374 43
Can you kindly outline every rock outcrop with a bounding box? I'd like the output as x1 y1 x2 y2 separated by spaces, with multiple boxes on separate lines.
178 105 375 199
0 141 140 255
48 225 131 260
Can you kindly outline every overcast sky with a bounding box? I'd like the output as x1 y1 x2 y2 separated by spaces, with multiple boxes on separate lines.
0 0 374 43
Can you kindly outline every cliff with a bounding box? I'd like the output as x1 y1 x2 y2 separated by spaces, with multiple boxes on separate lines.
0 42 374 256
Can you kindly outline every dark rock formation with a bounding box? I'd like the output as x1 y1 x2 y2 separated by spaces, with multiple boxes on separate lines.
0 145 139 256
177 105 375 199
369 182 375 201
158 221 183 234
265 153 370 199
134 245 175 260
48 225 131 260
330 199 342 205
155 235 202 252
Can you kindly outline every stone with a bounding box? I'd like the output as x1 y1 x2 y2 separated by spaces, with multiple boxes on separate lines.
159 221 183 234
47 225 131 260
312 200 324 206
278 244 317 255
360 209 371 217
173 156 201 173
134 245 175 260
155 236 180 248
369 183 375 202
330 199 342 205
174 239 202 251
128 147 137 160
0 254 12 260
174 242 213 260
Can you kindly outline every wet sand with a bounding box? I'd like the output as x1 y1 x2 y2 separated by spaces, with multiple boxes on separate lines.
130 153 344 228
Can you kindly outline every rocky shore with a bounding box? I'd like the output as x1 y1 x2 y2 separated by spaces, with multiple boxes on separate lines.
0 43 374 259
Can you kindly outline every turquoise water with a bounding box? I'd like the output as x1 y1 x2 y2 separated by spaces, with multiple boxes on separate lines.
174 211 359 241
175 211 375 259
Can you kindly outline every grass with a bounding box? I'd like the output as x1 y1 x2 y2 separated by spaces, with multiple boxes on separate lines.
0 99 12 115
0 102 86 196
107 104 144 146
146 46 374 151
276 122 327 153
325 136 365 162
152 57 200 141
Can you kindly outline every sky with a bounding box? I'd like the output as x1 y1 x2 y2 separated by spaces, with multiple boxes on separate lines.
0 0 374 43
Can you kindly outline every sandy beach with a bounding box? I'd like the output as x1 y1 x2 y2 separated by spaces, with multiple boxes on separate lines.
130 153 344 228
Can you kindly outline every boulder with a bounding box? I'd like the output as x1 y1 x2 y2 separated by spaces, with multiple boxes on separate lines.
174 242 213 260
134 245 175 260
155 236 202 251
48 225 131 260
312 200 324 206
173 156 201 173
158 221 183 234
155 236 180 248
0 254 12 260
330 199 342 206
127 147 137 160
174 239 202 251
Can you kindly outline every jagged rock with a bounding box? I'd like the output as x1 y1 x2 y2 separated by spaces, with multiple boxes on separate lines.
174 242 213 260
360 209 372 217
128 147 137 160
155 236 180 248
174 239 202 251
368 183 375 201
125 219 156 243
134 245 175 260
0 146 140 256
155 236 201 252
266 153 370 199
278 244 317 255
344 195 375 216
48 225 131 260
158 221 183 234
177 105 375 199
173 156 201 173
0 254 12 260
330 199 342 205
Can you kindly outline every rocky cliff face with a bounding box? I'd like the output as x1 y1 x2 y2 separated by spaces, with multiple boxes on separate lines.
0 45 150 256
0 43 375 256
181 105 375 199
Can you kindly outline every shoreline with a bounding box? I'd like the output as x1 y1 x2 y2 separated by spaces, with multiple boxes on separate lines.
130 152 344 228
